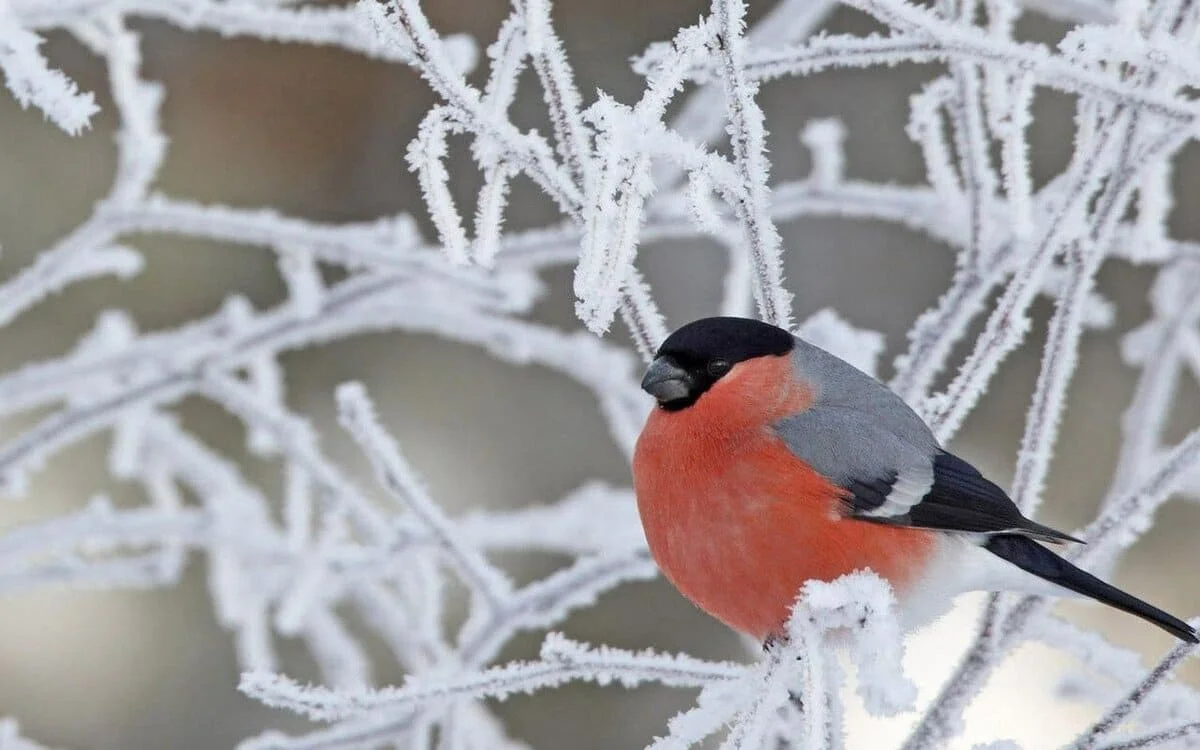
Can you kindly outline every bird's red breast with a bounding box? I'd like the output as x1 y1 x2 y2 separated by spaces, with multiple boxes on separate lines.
632 354 936 639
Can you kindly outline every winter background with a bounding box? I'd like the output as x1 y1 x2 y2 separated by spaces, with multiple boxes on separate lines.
1 0 1199 748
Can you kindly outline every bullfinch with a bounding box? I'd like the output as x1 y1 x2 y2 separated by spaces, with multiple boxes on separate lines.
632 316 1197 643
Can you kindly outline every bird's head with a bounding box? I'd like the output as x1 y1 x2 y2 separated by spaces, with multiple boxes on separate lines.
641 317 795 411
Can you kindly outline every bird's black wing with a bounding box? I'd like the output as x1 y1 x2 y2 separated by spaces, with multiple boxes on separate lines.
774 409 1080 543
854 451 1081 544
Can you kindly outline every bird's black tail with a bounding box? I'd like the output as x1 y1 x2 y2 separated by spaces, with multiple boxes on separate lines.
985 534 1198 643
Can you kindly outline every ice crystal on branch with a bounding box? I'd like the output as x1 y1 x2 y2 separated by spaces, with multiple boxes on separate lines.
1 0 1200 747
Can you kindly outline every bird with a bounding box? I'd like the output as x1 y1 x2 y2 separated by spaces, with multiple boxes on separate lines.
631 315 1197 643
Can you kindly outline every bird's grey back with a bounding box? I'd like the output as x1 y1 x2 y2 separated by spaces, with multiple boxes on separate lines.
772 336 939 487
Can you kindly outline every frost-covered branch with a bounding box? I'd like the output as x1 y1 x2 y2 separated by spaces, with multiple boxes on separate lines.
1072 635 1198 749
0 719 57 750
0 1 97 134
242 633 739 723
709 0 792 329
1096 721 1200 749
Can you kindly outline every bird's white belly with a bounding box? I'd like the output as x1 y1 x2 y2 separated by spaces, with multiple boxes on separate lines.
899 535 1074 632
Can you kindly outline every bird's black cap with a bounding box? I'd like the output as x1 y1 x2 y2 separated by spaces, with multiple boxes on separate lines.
655 317 795 365
642 317 794 410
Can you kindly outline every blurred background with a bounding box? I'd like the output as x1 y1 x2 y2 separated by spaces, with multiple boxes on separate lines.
0 1 1197 748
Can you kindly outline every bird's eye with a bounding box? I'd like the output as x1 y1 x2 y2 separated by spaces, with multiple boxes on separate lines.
706 359 731 378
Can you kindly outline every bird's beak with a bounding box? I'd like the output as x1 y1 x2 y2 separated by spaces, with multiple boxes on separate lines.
641 357 693 403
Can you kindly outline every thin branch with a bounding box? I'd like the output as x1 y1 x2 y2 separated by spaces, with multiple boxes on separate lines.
710 0 793 329
335 382 513 608
1096 721 1200 750
1072 637 1198 749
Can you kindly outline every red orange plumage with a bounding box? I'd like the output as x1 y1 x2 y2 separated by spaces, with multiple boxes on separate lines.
634 355 934 638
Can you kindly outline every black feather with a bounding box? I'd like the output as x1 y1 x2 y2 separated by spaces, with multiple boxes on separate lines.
845 471 898 512
985 535 1198 643
852 451 1082 544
